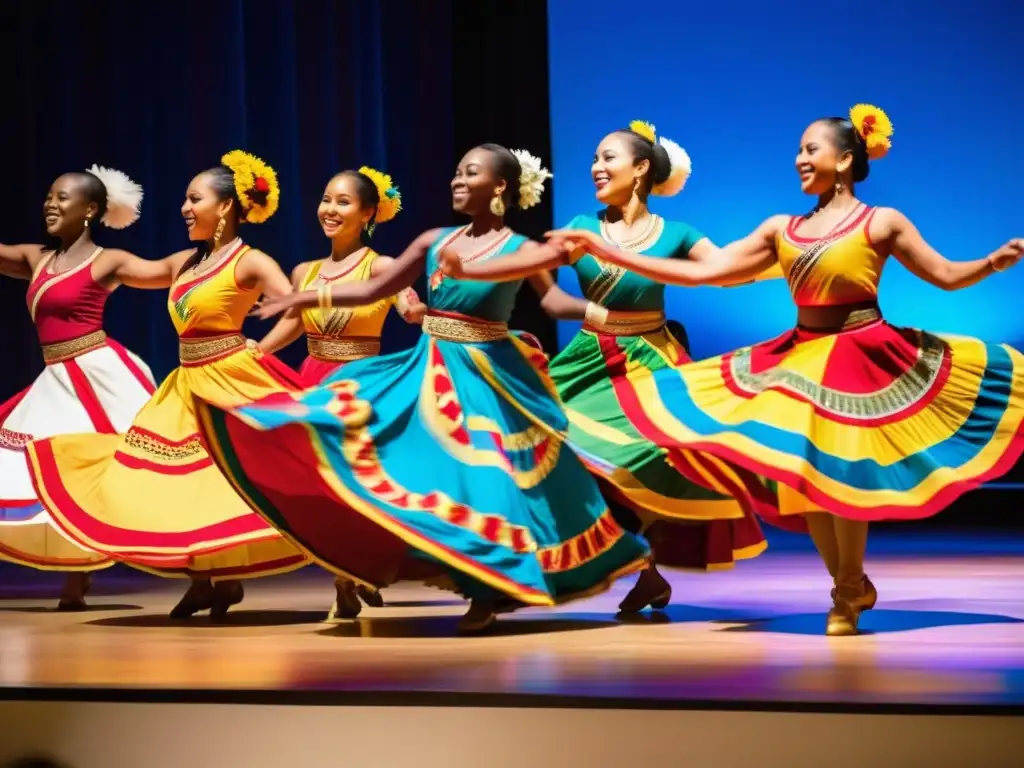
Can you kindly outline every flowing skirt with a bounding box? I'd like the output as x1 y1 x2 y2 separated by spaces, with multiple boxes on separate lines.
26 344 310 578
552 325 776 569
195 332 651 606
621 318 1024 520
0 339 154 570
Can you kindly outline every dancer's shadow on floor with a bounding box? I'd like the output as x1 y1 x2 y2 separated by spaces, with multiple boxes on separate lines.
319 613 619 639
0 603 142 613
88 609 330 628
718 609 1024 636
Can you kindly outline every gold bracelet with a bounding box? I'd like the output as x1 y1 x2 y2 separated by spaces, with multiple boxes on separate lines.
317 285 334 308
584 301 609 327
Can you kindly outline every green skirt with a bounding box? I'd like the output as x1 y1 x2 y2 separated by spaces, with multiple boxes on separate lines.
551 325 774 569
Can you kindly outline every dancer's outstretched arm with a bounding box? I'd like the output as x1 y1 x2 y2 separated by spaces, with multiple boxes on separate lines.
0 243 46 279
527 271 589 321
440 240 568 283
875 208 1022 290
253 229 439 319
546 217 787 288
106 249 192 290
257 262 311 354
371 256 427 324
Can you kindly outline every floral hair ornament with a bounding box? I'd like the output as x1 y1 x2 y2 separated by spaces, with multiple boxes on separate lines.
511 149 552 210
85 165 143 229
221 149 280 223
357 166 402 229
849 104 893 160
628 119 691 197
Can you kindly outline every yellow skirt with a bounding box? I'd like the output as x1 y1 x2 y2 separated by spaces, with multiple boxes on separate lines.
26 344 310 579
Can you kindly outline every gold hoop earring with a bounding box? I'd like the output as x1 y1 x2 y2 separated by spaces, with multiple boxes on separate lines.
490 194 506 217
214 216 226 249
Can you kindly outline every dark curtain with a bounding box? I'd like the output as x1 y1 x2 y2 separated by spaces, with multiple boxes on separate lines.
0 0 555 394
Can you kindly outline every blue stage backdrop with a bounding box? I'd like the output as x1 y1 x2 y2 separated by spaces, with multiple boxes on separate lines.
547 0 1023 358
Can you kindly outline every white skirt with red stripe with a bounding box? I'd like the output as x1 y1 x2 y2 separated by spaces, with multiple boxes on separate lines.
0 339 155 570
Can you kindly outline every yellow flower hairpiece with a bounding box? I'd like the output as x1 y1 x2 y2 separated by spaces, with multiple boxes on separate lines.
358 165 402 224
849 104 893 160
629 120 657 143
221 149 280 224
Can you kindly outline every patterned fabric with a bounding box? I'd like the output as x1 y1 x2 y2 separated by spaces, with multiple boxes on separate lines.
195 228 650 605
26 241 309 578
619 208 1024 521
553 213 777 569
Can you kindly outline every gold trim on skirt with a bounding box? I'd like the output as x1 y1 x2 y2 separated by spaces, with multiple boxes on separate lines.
41 330 107 364
307 336 381 362
422 314 509 343
179 334 246 365
583 308 666 336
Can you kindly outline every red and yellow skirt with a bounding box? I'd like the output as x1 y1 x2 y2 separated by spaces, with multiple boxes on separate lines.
26 334 311 578
625 313 1024 521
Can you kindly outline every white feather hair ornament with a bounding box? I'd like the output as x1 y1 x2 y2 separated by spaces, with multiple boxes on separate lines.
651 137 691 198
85 164 144 229
511 149 552 210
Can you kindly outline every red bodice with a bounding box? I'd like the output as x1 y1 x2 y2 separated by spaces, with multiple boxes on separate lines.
26 248 109 345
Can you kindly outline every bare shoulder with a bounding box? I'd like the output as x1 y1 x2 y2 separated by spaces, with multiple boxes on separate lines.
866 206 906 242
290 259 315 286
370 254 394 277
758 215 791 238
23 244 51 270
238 248 281 273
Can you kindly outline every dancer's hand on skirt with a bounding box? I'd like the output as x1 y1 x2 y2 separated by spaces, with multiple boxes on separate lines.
990 239 1024 272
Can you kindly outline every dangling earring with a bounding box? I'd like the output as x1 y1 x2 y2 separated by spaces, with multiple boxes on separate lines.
834 175 845 195
364 220 376 238
213 215 226 249
83 217 91 229
490 193 506 217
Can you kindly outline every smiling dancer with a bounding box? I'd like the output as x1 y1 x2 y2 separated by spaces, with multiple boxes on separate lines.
256 165 426 619
257 167 425 384
27 150 310 619
194 144 651 632
546 104 1024 635
0 166 155 608
441 121 779 613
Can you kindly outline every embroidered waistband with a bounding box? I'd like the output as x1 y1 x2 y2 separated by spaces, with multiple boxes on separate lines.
422 313 508 343
41 330 107 364
307 336 381 362
583 306 666 336
179 334 246 365
796 302 882 332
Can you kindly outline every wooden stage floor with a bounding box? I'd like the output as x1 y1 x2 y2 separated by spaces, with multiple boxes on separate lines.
2 534 1023 711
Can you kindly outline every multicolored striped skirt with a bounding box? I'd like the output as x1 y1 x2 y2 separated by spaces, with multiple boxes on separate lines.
551 312 780 570
618 314 1024 520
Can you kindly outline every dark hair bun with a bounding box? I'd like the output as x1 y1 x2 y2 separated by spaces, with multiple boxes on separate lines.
650 143 672 186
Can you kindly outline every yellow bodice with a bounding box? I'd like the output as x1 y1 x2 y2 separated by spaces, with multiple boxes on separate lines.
300 250 394 339
776 204 884 307
168 240 260 338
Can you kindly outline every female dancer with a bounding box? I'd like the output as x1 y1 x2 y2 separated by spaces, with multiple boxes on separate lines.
27 150 310 618
441 121 776 613
0 166 155 608
546 104 1024 634
257 165 426 619
258 166 425 383
194 144 651 632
